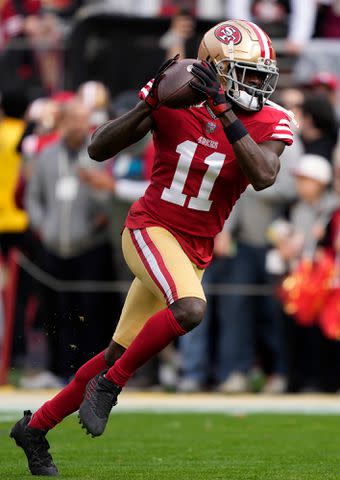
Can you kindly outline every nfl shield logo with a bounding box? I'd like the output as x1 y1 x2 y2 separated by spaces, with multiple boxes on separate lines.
206 121 216 134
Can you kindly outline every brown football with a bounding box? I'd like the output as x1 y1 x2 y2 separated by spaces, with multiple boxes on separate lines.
158 58 205 109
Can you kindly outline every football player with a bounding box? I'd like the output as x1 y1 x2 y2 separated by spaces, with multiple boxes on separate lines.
10 19 294 476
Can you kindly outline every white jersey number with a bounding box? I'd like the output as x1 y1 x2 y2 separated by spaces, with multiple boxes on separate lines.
161 140 225 212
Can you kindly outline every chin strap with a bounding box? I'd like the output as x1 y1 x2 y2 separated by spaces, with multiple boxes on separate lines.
235 90 261 111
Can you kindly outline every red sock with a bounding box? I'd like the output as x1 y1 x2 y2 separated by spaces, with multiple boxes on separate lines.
106 308 185 387
28 350 108 431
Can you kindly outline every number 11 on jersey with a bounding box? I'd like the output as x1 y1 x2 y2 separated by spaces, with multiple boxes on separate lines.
161 140 225 212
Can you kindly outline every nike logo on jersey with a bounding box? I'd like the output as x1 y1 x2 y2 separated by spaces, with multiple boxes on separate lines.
197 136 218 149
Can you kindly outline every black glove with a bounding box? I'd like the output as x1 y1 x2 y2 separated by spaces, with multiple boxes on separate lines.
190 61 232 117
139 54 180 109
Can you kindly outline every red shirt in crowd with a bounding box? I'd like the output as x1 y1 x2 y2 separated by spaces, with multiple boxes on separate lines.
0 0 41 47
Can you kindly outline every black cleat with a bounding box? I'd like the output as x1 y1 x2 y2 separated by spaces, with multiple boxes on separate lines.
10 410 59 476
79 371 121 437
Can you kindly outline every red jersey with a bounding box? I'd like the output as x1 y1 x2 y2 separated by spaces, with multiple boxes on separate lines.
126 104 293 268
0 1 41 48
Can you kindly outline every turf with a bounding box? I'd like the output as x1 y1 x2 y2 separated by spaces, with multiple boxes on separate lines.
1 413 340 479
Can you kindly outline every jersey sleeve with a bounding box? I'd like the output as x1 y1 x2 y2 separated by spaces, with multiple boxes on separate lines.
254 106 294 146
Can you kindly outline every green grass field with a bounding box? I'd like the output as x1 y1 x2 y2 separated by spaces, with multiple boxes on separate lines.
1 413 340 479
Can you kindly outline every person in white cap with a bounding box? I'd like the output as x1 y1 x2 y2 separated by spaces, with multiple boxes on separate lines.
277 154 335 262
294 154 332 187
268 154 336 392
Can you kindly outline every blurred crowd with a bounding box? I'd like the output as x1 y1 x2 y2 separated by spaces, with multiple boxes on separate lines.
1 0 340 394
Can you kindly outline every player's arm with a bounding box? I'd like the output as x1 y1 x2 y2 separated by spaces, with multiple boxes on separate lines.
219 114 283 190
88 54 180 162
88 102 152 162
190 62 284 190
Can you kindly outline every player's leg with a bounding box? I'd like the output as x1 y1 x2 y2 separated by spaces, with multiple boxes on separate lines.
111 227 206 387
26 349 118 432
26 276 163 432
9 348 117 477
79 226 206 436
112 276 166 349
10 278 164 476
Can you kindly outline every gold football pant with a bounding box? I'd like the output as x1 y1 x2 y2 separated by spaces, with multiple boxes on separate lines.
113 227 206 348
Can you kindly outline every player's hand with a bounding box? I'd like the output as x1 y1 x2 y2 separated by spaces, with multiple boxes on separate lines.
214 230 233 257
139 54 180 109
190 61 232 117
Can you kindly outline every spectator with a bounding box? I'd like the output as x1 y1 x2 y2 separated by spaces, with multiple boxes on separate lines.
0 0 41 51
223 1 340 55
77 81 111 129
278 155 335 262
275 154 336 391
177 231 235 392
309 72 338 102
0 90 30 368
292 2 340 83
305 72 340 120
278 87 304 119
221 1 316 55
299 94 338 163
316 0 340 40
41 0 84 18
101 0 224 19
0 90 29 247
12 94 71 387
99 0 160 17
25 99 116 380
14 92 76 210
0 1 64 96
314 157 340 390
160 9 196 59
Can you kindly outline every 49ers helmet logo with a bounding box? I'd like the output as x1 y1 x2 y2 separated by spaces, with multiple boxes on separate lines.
214 24 242 45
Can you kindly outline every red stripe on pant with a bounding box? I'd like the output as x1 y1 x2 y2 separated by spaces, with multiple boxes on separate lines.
129 228 178 306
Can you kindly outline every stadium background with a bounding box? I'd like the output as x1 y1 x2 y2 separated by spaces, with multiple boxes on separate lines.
1 0 340 418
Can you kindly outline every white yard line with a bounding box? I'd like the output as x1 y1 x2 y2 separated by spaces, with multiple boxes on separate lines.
1 388 340 417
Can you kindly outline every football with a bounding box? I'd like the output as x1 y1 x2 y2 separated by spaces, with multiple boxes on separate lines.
158 58 205 109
